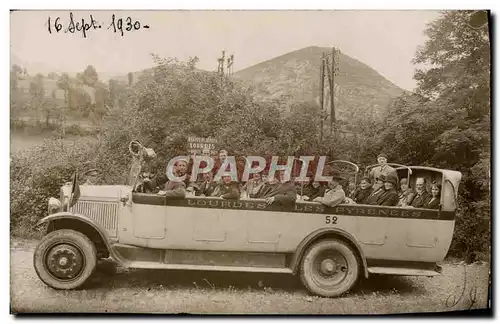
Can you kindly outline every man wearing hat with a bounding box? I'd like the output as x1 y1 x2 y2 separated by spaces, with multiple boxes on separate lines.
377 174 399 206
369 153 398 185
313 171 346 208
83 169 99 186
364 175 387 205
211 172 240 199
261 169 297 206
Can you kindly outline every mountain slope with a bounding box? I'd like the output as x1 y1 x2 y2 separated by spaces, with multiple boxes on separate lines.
234 46 405 121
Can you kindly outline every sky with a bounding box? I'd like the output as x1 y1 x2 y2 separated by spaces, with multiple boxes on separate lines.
10 10 441 91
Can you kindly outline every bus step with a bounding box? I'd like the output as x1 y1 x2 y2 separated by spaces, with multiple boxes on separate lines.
367 266 441 277
126 261 294 274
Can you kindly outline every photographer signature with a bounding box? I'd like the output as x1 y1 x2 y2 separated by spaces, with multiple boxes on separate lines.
47 12 150 38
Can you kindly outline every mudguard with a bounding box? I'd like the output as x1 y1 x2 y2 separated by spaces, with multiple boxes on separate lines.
290 227 369 278
34 212 126 266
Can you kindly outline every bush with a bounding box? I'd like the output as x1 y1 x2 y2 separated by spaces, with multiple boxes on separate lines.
10 138 99 237
448 195 490 261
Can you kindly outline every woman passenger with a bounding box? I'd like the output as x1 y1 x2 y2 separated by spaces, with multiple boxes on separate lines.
397 178 415 207
424 182 441 209
377 174 399 206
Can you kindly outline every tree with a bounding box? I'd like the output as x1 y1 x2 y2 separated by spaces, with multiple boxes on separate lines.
29 73 46 124
82 65 99 86
413 10 490 121
10 66 21 93
377 10 491 258
40 89 62 127
108 79 128 109
11 64 23 77
127 72 134 86
56 73 71 111
411 10 490 169
10 65 27 119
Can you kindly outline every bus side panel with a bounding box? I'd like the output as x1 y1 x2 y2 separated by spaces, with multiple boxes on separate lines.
133 206 455 263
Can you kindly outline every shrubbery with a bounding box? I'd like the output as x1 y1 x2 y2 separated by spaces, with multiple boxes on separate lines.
10 138 99 237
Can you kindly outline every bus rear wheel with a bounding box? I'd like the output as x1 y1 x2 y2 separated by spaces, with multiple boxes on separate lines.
300 239 360 297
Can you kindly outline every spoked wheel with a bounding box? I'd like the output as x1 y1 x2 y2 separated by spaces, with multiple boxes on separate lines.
33 229 97 290
300 239 360 297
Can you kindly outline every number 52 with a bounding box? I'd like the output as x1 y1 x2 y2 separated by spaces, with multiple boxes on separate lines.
325 216 338 224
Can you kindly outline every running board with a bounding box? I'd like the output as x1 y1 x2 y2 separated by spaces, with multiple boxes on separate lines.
125 261 294 273
367 265 442 277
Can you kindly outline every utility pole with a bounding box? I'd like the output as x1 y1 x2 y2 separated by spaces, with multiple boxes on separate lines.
226 54 234 77
325 56 333 134
331 47 336 132
61 89 67 150
319 53 325 144
217 50 226 80
324 48 337 134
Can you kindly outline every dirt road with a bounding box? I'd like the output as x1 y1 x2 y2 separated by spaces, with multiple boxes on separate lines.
10 240 491 314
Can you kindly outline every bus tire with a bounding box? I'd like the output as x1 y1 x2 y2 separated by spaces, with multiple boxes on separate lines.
300 239 360 297
33 229 97 290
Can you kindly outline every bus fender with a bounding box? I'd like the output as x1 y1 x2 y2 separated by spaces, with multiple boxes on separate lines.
35 212 115 259
290 227 369 278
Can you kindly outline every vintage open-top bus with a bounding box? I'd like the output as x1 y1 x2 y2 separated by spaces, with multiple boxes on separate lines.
33 142 462 297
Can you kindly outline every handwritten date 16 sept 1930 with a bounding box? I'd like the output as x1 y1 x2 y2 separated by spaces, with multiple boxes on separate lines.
47 13 150 38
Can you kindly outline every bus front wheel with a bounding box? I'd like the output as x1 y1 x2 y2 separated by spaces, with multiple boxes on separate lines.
300 239 360 297
33 229 97 290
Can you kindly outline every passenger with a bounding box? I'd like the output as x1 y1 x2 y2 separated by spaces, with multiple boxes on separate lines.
408 177 431 208
135 171 154 193
313 173 345 207
301 180 327 201
369 153 398 185
295 179 309 200
202 148 211 156
346 180 356 200
354 177 373 204
158 159 188 198
219 149 228 162
397 178 415 207
194 171 218 197
213 149 229 181
364 176 386 205
256 173 273 198
241 172 266 198
261 170 297 206
211 173 240 199
423 182 441 210
377 174 399 206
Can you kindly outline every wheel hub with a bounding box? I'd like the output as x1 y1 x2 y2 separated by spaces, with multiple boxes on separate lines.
46 244 84 280
313 250 349 286
320 259 336 274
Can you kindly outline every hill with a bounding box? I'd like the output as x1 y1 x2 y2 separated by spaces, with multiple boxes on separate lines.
234 46 405 121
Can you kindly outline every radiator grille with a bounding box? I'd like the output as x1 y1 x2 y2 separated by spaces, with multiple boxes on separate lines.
70 200 119 237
